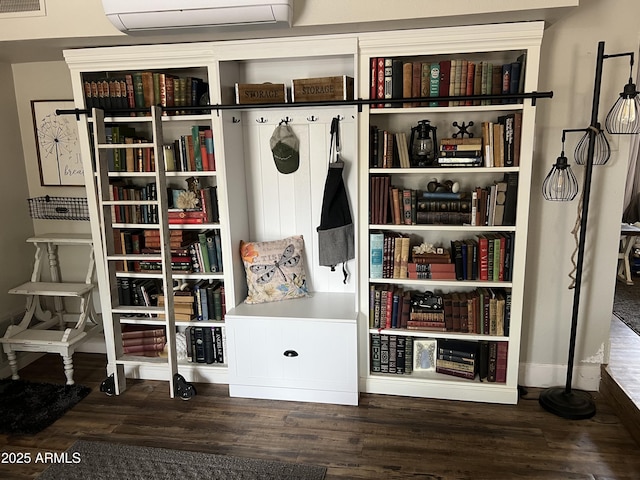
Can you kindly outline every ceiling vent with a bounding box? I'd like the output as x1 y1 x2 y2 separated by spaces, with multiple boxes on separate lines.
0 0 45 18
101 0 292 33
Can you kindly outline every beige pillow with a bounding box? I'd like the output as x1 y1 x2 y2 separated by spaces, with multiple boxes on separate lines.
240 235 309 304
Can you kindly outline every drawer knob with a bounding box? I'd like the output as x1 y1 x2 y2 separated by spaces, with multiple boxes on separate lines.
283 350 299 357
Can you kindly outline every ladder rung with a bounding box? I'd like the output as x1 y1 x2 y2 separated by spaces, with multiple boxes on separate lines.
107 254 163 261
103 200 159 206
112 306 165 315
112 223 160 228
97 143 154 149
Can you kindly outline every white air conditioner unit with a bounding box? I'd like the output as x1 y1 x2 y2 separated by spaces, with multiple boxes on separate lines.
101 0 293 33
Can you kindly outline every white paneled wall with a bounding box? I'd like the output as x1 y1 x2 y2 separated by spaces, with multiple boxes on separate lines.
242 107 357 293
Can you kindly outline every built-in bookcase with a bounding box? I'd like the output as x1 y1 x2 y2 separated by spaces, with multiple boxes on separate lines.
65 45 242 397
357 22 544 404
64 22 544 404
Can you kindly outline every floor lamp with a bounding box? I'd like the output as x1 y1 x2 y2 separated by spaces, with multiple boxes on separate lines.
540 41 640 420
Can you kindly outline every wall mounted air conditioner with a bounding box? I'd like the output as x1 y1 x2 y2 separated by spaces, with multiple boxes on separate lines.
101 0 293 33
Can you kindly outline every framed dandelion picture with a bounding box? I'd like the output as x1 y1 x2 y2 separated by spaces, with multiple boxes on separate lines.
31 100 83 186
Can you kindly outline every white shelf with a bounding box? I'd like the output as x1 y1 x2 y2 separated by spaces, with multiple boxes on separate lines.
369 167 520 174
369 328 509 342
369 224 516 232
369 278 513 288
369 103 524 115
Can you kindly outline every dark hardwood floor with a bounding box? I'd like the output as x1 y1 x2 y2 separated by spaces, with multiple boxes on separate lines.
1 352 640 479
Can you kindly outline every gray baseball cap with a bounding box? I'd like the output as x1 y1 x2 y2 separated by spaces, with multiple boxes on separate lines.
270 123 299 174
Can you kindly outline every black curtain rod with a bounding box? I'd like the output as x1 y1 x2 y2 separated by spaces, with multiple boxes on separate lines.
56 90 553 118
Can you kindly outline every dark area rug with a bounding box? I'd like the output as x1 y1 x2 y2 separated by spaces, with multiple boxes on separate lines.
613 278 640 336
38 440 326 480
0 378 90 435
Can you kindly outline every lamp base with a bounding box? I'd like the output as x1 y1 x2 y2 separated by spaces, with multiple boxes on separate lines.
538 387 596 420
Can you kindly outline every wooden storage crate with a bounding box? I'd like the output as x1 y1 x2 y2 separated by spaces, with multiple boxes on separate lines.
234 83 287 104
291 75 354 102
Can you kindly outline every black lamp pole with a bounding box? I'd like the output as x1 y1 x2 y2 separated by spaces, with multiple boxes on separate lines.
538 42 607 419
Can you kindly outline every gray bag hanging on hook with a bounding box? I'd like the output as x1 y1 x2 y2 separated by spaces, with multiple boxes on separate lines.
316 116 355 283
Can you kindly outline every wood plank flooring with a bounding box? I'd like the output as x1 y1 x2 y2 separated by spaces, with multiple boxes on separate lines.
606 316 640 404
600 316 640 446
1 352 640 480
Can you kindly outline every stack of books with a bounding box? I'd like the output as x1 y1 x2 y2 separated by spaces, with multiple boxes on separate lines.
435 339 477 379
408 249 455 280
158 292 195 322
121 326 166 357
437 138 483 167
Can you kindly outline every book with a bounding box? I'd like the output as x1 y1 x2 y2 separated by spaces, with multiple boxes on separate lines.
438 60 451 107
121 326 165 340
122 335 166 347
428 62 439 107
370 57 378 108
502 172 518 225
370 232 384 279
204 128 215 171
122 341 165 354
487 341 498 382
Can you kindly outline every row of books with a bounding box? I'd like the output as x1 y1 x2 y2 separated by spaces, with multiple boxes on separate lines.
104 125 152 173
104 125 215 173
110 182 219 226
480 113 522 167
369 285 511 336
369 56 525 109
111 181 158 224
141 230 223 274
116 277 162 317
164 126 216 172
451 233 515 282
370 335 507 382
83 72 209 115
158 280 226 322
370 231 515 282
116 278 160 315
193 280 226 322
121 326 167 357
369 116 522 170
185 326 225 364
369 173 517 227
114 228 223 274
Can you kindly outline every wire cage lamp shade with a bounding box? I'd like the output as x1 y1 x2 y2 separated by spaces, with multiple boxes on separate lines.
542 154 579 201
574 126 611 165
605 80 640 134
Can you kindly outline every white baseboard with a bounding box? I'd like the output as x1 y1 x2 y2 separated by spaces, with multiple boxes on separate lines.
518 362 602 391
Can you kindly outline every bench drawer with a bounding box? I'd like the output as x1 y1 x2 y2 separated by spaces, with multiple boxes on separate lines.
226 314 358 405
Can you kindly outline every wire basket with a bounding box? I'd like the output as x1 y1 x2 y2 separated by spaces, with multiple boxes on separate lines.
28 196 90 221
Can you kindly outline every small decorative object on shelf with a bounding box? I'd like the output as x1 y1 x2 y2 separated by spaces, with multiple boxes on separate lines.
409 119 437 167
452 121 475 139
413 339 437 372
